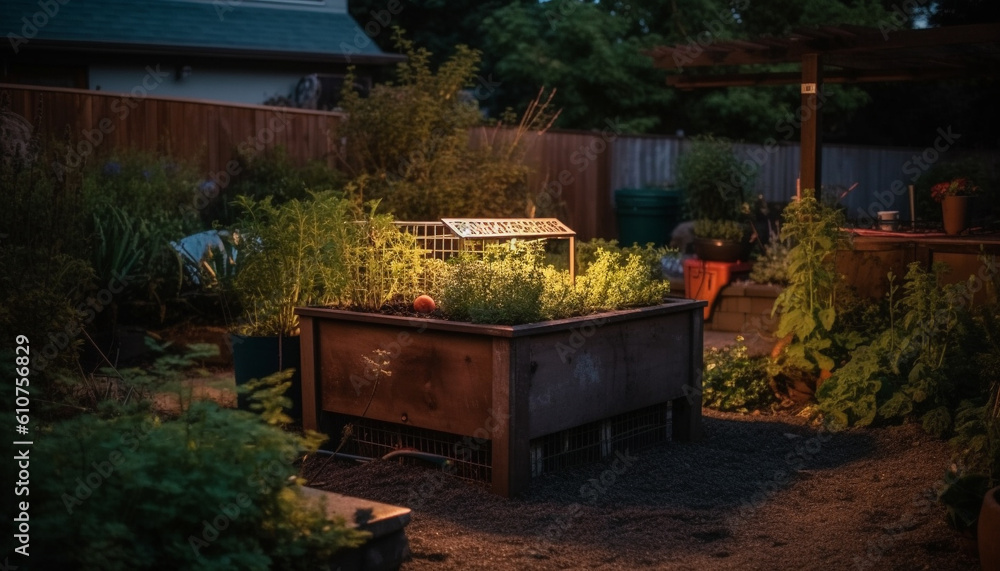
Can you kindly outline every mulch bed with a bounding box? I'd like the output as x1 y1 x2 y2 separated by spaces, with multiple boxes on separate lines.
302 409 979 570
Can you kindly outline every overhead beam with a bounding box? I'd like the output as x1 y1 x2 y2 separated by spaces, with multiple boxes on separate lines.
648 22 1000 69
665 68 994 88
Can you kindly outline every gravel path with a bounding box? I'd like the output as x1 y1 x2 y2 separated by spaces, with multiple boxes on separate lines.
304 410 979 570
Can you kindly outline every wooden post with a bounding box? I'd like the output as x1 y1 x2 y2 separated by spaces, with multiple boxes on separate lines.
800 53 823 200
299 316 320 432
491 337 530 497
672 307 704 441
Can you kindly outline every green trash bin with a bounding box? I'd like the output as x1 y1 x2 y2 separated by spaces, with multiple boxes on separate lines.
615 187 682 247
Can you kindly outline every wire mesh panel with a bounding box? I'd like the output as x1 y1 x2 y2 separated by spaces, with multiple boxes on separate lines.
529 402 672 477
393 221 463 261
331 402 671 487
341 416 493 484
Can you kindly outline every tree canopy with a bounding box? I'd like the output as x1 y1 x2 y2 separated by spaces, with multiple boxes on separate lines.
350 0 998 145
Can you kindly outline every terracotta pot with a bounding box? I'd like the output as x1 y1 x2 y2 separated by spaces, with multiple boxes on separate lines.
980 486 1000 571
942 195 970 235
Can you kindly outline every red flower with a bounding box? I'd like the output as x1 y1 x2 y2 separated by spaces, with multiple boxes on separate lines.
931 177 980 203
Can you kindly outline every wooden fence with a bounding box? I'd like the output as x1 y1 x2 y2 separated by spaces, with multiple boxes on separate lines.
4 83 996 242
0 83 343 175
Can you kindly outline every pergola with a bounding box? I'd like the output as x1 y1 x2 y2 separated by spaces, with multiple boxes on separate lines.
647 22 1000 196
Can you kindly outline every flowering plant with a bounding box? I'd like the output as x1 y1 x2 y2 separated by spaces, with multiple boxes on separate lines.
931 177 980 202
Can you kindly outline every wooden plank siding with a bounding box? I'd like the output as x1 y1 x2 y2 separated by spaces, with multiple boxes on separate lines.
0 83 343 175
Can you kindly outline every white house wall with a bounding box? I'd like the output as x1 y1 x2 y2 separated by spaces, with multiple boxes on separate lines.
88 63 312 105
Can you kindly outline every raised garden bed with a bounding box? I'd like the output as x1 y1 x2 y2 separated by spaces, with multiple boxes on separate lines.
296 298 706 497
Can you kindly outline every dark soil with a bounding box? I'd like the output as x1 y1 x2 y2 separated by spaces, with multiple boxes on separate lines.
303 410 980 570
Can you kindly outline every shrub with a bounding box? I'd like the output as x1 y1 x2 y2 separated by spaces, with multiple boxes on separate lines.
676 135 753 223
218 146 346 225
573 238 672 281
702 336 775 413
82 150 202 238
573 248 670 313
337 32 553 220
32 377 368 569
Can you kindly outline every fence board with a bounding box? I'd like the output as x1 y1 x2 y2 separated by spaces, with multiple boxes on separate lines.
0 83 344 175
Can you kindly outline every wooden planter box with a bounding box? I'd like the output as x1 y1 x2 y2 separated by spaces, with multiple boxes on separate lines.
296 298 706 497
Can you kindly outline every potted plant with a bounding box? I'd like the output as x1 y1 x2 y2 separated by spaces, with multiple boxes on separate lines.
676 136 755 262
932 177 981 235
229 191 354 422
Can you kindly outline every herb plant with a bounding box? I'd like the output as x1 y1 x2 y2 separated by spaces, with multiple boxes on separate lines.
442 240 547 324
442 241 671 324
702 336 775 413
340 205 430 310
232 191 355 336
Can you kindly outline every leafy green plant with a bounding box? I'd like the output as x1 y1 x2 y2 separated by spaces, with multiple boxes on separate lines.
442 240 547 324
770 196 860 378
676 135 755 236
232 191 356 336
702 336 776 413
817 263 981 434
33 374 368 569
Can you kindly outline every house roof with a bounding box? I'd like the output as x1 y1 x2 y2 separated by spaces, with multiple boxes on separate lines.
1 0 402 64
